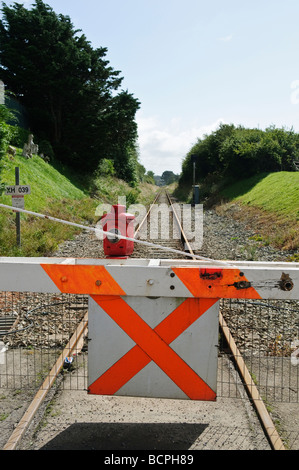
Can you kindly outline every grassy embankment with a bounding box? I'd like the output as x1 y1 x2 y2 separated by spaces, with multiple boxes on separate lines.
173 171 299 255
0 149 156 256
217 172 299 255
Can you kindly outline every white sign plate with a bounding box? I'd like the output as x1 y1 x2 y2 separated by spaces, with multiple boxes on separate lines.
11 196 25 209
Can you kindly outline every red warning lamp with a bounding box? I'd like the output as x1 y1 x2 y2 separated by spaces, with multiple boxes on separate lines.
100 204 135 258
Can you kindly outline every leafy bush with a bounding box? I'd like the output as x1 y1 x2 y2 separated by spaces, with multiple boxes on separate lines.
179 124 299 186
96 158 115 176
126 188 141 205
0 121 12 157
8 125 30 148
0 104 15 123
38 140 54 161
0 104 19 157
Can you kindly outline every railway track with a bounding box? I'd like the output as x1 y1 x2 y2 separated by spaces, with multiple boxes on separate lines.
132 189 286 450
1 188 290 450
132 190 188 259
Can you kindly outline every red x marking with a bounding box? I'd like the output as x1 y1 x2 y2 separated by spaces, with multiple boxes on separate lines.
88 296 218 400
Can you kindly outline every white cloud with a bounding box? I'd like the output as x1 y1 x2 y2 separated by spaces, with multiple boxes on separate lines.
219 34 233 42
137 113 225 176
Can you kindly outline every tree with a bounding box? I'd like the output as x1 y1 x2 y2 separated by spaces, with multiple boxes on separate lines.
104 90 140 183
179 123 299 186
144 170 155 184
0 102 14 157
161 170 179 185
0 1 140 179
179 123 236 184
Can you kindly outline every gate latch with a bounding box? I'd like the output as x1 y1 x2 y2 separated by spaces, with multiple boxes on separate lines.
232 280 252 290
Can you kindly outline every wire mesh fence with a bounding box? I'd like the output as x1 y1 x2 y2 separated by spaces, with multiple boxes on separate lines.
0 292 89 392
219 298 299 403
0 292 298 403
0 291 298 449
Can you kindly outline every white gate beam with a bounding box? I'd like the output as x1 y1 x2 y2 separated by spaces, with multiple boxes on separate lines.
0 257 298 299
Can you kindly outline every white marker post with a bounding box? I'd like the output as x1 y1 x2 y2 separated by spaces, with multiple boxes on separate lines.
5 167 31 247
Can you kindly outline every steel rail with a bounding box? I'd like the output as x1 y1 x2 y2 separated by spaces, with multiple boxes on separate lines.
0 202 227 263
164 190 194 255
134 189 162 239
2 189 168 450
3 311 88 450
2 189 286 450
219 313 285 450
162 190 285 451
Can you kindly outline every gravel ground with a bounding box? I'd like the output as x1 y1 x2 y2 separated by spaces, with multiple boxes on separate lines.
1 201 298 451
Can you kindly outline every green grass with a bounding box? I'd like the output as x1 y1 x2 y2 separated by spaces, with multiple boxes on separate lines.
219 172 299 251
0 150 88 211
220 172 299 221
0 149 158 257
0 150 98 256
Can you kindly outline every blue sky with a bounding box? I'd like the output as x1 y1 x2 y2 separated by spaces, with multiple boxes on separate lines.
2 0 299 175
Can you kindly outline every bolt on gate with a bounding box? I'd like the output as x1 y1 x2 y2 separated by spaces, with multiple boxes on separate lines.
0 256 298 402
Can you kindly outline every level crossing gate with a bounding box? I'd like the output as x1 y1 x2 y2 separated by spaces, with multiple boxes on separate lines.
0 257 298 401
